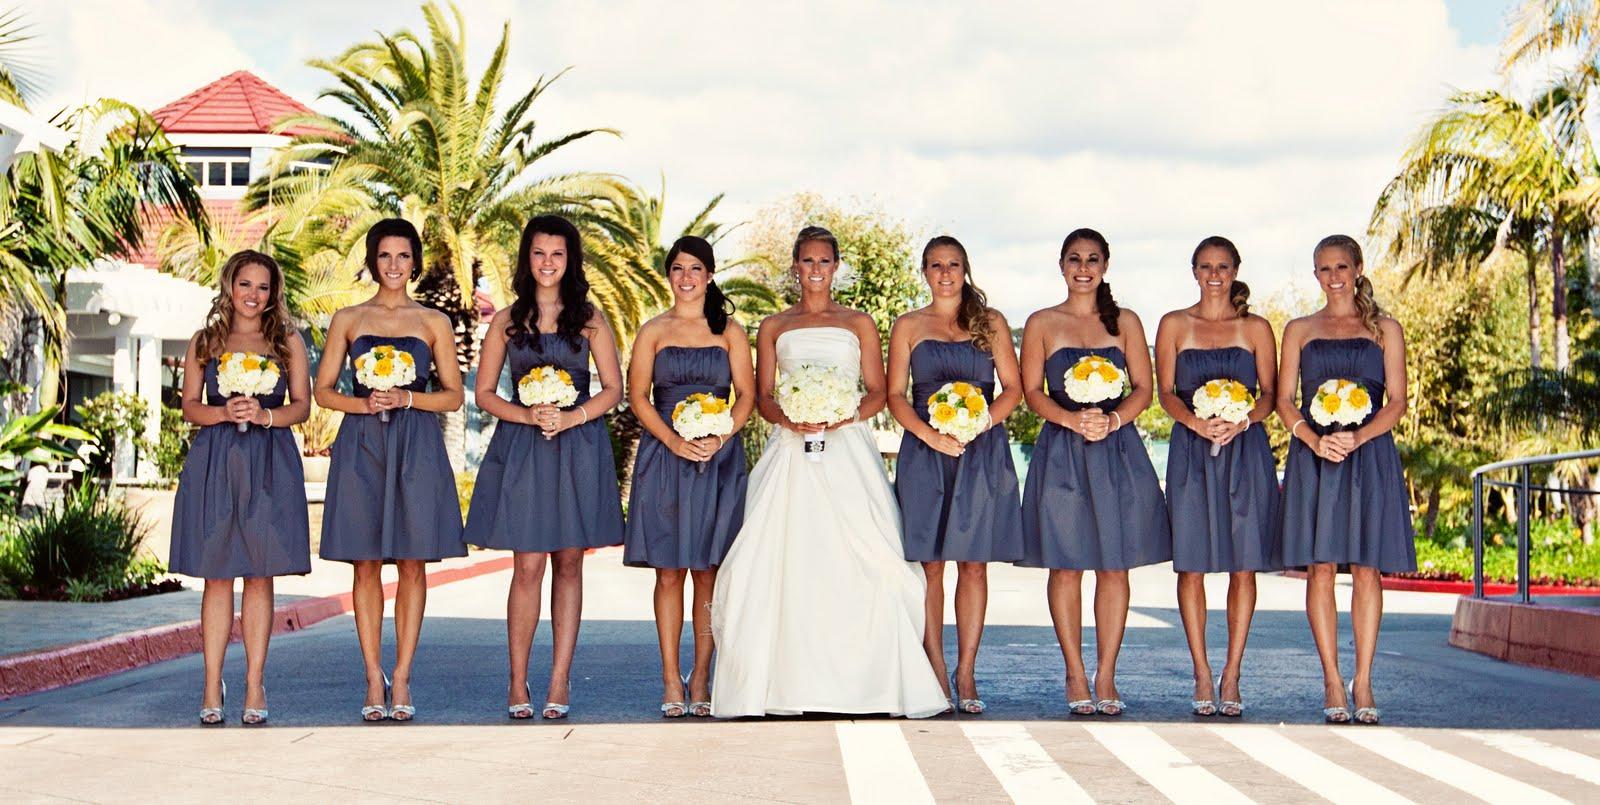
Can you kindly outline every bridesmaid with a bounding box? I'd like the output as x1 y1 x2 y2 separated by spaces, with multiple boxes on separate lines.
887 235 1024 714
1018 227 1171 716
623 236 755 718
171 250 311 725
316 218 466 723
1154 236 1282 718
1277 234 1413 724
464 214 625 720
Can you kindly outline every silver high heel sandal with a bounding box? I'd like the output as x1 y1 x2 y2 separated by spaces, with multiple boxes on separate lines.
508 682 535 720
1323 679 1351 724
1218 672 1243 718
241 683 268 725
361 675 390 722
661 675 688 719
1096 698 1126 717
542 678 571 719
1349 679 1380 725
953 671 986 715
199 680 226 726
1066 678 1096 716
389 677 416 722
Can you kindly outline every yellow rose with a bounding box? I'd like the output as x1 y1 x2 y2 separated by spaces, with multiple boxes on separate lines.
354 356 367 370
1229 384 1249 403
965 394 987 413
1321 393 1341 414
1348 387 1370 408
951 382 974 397
398 352 415 365
1072 363 1093 380
375 358 394 376
557 369 572 384
932 403 956 423
672 401 688 419
1096 365 1120 383
242 357 258 371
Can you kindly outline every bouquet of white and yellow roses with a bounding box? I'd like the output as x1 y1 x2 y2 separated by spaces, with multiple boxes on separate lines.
1308 378 1372 431
517 365 579 409
1192 378 1255 456
1061 354 1127 406
672 393 735 473
926 381 991 445
777 364 863 462
353 345 417 423
216 351 281 432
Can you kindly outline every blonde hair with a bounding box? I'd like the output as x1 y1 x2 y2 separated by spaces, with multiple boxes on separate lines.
195 250 296 365
1314 234 1383 342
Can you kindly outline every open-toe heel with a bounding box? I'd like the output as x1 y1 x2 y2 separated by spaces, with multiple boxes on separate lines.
199 680 226 726
361 675 390 723
508 682 535 720
241 683 268 725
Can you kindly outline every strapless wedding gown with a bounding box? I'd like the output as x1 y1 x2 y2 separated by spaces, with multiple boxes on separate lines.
711 326 947 718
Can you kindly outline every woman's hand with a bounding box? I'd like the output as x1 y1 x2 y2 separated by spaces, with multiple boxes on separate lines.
226 395 260 424
1314 431 1354 463
1208 418 1250 449
783 416 826 435
670 436 715 462
920 429 966 458
539 408 585 440
364 390 400 415
1062 407 1109 442
525 403 558 428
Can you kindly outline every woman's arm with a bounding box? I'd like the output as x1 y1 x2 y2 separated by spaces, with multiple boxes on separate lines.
312 310 382 416
884 315 922 433
626 321 680 446
473 311 529 424
1153 311 1206 433
1246 315 1278 425
1108 310 1153 433
986 309 1023 424
265 332 313 427
1354 318 1408 447
852 313 888 423
179 333 233 427
724 321 757 433
408 310 463 413
1274 318 1320 452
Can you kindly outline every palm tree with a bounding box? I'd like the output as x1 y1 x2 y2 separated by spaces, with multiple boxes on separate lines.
252 1 618 466
1370 78 1597 371
1502 1 1600 74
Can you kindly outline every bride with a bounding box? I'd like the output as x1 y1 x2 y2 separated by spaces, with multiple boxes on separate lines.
711 226 949 718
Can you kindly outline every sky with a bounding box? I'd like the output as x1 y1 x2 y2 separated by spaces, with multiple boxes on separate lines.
24 0 1514 324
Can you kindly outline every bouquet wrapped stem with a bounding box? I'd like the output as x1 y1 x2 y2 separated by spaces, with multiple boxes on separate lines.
1192 378 1254 457
777 364 862 464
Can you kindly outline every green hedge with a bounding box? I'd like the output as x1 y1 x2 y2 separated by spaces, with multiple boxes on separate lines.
1399 518 1600 587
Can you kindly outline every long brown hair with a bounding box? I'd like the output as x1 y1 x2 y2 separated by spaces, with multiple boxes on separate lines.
195 250 296 366
922 235 995 352
1314 234 1383 342
1061 228 1120 336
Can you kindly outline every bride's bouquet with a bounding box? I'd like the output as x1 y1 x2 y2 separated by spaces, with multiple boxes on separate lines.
672 393 735 473
926 381 990 444
353 345 417 423
517 365 579 409
1309 378 1372 432
1192 378 1254 456
1061 354 1127 406
777 364 862 462
216 351 281 432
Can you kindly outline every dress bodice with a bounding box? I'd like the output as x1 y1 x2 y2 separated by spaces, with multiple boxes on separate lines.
1299 338 1386 431
203 357 288 407
651 346 732 417
507 333 593 406
909 339 996 420
1044 346 1127 412
776 326 861 384
1174 347 1259 412
348 334 434 395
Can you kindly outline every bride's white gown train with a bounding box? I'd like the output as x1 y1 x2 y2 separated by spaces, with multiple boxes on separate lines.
711 326 948 718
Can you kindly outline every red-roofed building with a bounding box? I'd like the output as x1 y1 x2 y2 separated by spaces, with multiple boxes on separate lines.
149 70 327 205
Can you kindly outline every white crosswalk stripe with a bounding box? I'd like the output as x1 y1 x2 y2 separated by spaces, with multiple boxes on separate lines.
1462 731 1600 787
962 722 1094 804
1081 723 1253 804
835 723 935 804
1210 725 1415 805
1330 727 1569 804
834 722 1600 804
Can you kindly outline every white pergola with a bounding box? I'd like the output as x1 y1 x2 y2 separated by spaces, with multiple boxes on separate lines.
64 260 213 480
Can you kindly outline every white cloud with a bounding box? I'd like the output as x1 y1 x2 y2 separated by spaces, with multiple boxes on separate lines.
23 0 1501 325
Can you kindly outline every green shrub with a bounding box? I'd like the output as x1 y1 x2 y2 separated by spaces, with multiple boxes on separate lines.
11 483 149 596
152 406 194 480
74 391 150 479
64 576 107 602
1405 517 1600 586
1004 404 1043 446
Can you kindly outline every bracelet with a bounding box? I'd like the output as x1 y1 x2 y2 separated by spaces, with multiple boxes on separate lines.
405 390 414 409
1291 419 1306 438
716 435 726 449
1109 411 1122 431
264 408 274 429
579 406 589 425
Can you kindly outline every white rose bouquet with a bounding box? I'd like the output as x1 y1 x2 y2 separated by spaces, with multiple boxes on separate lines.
1191 378 1255 456
1308 378 1372 431
216 351 281 432
517 365 579 409
353 345 417 423
926 381 991 445
672 393 735 473
1061 354 1127 406
777 364 863 463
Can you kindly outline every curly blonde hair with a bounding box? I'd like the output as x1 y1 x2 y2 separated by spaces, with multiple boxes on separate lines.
195 250 296 366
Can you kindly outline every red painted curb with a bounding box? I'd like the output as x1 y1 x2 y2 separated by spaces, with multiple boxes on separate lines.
0 554 517 700
1277 570 1597 596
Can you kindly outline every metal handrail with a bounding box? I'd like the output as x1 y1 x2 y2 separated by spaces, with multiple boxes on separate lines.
1470 448 1600 601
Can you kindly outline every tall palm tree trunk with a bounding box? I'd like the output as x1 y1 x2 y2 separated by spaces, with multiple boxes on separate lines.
414 262 478 472
1551 224 1570 371
1526 245 1543 368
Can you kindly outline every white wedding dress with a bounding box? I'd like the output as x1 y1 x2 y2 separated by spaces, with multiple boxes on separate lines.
711 326 948 718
